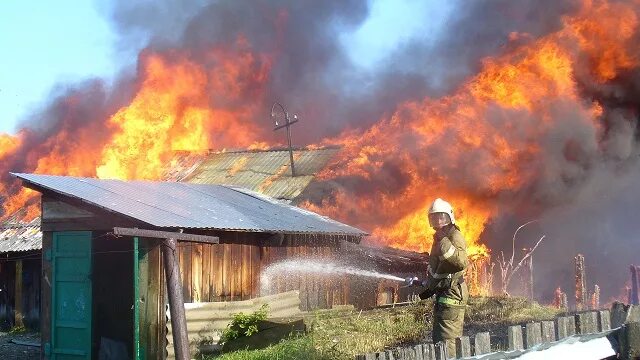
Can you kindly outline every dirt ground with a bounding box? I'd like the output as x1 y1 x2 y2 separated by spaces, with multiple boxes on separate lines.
0 332 40 360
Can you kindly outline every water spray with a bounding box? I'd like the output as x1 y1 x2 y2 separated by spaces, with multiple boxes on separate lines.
260 259 409 294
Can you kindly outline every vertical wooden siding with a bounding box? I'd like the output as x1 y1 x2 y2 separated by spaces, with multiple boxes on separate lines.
176 233 352 309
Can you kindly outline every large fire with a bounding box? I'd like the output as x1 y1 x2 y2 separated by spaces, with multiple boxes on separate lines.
1 1 638 267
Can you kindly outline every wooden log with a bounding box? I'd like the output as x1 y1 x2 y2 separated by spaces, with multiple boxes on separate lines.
541 321 556 342
599 310 611 331
557 316 576 339
525 322 542 348
163 238 190 360
507 325 524 351
575 312 598 334
473 332 491 355
434 342 447 360
619 321 640 360
456 336 471 357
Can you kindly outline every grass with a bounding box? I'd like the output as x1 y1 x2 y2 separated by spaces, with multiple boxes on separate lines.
213 336 323 360
205 296 561 360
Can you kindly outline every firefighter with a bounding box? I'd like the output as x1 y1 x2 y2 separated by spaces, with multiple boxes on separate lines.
420 198 469 352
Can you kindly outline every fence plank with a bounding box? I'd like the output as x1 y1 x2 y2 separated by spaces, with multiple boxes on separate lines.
541 321 556 342
473 332 491 355
414 345 424 360
508 325 524 351
599 310 611 331
525 322 542 348
456 336 471 358
557 316 576 339
576 312 598 334
364 352 377 360
424 343 435 360
378 351 387 360
434 342 447 360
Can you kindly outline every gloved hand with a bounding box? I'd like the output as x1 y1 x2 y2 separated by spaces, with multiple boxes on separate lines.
405 276 420 286
419 288 436 300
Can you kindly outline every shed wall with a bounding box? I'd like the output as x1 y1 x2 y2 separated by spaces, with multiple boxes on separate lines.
177 233 353 310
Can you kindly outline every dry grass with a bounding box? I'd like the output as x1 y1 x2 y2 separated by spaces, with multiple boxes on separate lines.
209 296 561 360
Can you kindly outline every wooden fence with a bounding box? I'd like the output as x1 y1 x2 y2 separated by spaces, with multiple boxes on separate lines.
355 304 640 360
166 290 302 359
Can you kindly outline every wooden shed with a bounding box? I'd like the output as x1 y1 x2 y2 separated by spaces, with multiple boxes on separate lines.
13 173 366 360
0 216 41 330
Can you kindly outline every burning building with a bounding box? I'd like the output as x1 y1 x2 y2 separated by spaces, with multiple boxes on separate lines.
13 173 368 359
1 0 640 306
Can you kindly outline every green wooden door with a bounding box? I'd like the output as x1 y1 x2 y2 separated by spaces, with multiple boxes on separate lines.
51 231 92 360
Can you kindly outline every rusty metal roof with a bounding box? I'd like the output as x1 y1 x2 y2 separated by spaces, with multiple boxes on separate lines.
13 173 366 236
183 147 340 202
0 217 42 252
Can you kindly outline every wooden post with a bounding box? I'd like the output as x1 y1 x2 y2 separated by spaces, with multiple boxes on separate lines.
619 321 640 360
612 302 629 328
163 238 190 360
424 343 435 360
575 312 598 334
14 260 23 328
473 332 491 355
575 255 587 311
508 325 524 350
525 322 542 348
456 336 471 357
413 345 424 360
541 321 556 342
631 266 640 305
434 342 447 360
557 316 576 339
591 285 600 310
386 349 395 360
599 310 611 331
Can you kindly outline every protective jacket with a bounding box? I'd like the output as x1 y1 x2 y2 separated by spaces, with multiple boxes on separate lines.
427 224 468 302
423 224 469 347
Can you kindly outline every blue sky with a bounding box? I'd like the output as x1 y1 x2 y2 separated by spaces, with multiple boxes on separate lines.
0 0 452 135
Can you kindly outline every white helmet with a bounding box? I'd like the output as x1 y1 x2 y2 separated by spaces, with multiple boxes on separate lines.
428 198 455 228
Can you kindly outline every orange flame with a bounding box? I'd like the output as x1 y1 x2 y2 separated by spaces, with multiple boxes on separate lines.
304 0 639 256
1 1 638 269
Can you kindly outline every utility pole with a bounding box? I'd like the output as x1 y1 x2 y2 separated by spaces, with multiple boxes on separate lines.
271 102 299 177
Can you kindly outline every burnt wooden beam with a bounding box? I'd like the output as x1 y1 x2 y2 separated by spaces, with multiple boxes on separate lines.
113 227 219 244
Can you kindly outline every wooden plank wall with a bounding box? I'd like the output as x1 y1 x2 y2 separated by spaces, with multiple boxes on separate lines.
176 233 352 310
0 253 41 330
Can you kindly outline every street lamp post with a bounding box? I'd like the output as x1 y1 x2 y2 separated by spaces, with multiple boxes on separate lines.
271 102 299 177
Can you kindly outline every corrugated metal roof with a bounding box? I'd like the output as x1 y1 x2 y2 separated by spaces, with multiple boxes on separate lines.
0 217 42 252
184 147 340 202
13 173 366 236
